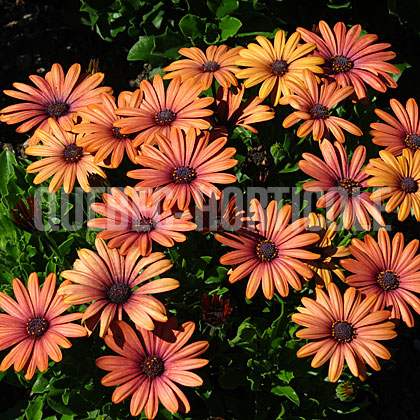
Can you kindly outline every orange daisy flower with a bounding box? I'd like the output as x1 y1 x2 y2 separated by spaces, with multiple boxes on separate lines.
127 127 237 211
73 91 143 168
0 63 111 140
304 213 349 287
0 273 86 380
235 29 324 106
114 74 213 147
215 199 320 300
96 319 208 419
163 45 243 90
215 84 275 134
193 192 246 234
341 228 420 327
88 186 196 256
59 237 179 336
280 69 362 142
370 98 420 155
366 149 420 221
297 21 399 101
292 282 397 382
299 139 385 230
25 118 106 193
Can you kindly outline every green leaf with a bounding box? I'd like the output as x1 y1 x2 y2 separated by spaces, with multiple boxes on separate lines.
25 397 44 420
219 16 242 41
58 237 75 256
327 0 351 8
62 388 70 405
0 150 17 197
277 370 295 384
271 385 300 406
393 62 412 82
127 35 156 61
279 162 300 173
228 318 257 349
32 375 49 393
179 14 206 41
207 0 239 17
47 397 75 416
153 28 187 59
204 22 220 44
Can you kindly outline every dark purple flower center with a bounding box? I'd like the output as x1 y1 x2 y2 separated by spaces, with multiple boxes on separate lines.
310 103 329 119
172 165 196 184
400 176 418 193
202 61 220 72
133 217 154 233
376 269 399 291
26 316 49 338
331 320 356 343
63 144 83 162
255 239 278 262
270 59 288 76
141 355 164 379
107 283 131 304
338 177 361 197
404 133 420 150
331 54 354 73
45 102 70 118
154 109 176 126
112 127 129 140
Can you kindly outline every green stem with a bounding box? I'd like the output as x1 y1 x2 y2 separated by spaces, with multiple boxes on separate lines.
42 234 72 271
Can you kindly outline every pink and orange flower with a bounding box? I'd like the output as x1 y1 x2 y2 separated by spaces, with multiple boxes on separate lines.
114 74 213 147
59 237 179 336
127 127 237 211
88 186 196 256
0 273 86 380
299 139 384 230
96 319 208 419
297 21 399 101
0 63 111 141
341 228 420 327
164 45 243 90
216 199 320 299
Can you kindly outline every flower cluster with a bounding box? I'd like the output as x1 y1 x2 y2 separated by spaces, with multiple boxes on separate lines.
1 17 419 418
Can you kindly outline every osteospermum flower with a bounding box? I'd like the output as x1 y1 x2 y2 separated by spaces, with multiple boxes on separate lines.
280 69 362 142
127 127 237 211
341 228 420 327
192 191 247 234
292 283 397 382
163 45 243 90
299 139 385 230
370 98 420 155
73 91 143 168
0 273 86 380
304 213 349 287
96 319 208 419
366 149 420 221
25 118 106 193
114 74 213 147
9 195 40 233
59 237 179 336
0 63 111 140
88 186 196 256
215 199 320 299
297 21 399 101
201 293 233 327
235 29 324 106
215 84 275 134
